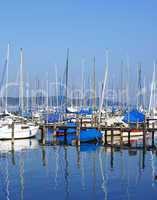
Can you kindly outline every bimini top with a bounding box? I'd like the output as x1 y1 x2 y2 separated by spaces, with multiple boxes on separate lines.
123 109 145 124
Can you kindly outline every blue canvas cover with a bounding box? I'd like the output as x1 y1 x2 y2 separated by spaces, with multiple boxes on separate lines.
51 128 102 144
123 109 145 124
78 108 93 115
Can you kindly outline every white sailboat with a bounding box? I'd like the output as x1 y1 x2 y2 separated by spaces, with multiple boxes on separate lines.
147 61 157 127
0 111 39 140
0 47 39 140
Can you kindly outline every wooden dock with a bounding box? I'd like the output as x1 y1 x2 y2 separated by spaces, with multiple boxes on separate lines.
38 121 157 149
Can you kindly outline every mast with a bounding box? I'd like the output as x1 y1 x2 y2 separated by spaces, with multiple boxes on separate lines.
26 74 29 113
65 48 69 109
81 58 85 108
126 57 130 123
19 48 24 114
149 62 156 114
99 50 109 122
92 56 96 111
5 43 10 111
137 63 142 110
55 64 58 109
120 60 124 110
82 60 86 108
46 73 49 111
143 77 146 111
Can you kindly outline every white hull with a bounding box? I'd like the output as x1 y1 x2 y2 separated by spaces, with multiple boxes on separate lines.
0 125 39 140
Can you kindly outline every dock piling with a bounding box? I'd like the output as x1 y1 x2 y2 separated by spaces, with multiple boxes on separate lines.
111 130 114 146
128 130 131 146
120 129 123 147
104 130 108 145
11 121 15 145
76 126 80 146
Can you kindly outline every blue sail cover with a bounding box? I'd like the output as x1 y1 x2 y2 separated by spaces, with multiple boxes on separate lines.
78 108 93 115
123 109 145 124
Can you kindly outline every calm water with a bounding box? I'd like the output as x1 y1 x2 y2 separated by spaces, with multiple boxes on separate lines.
0 138 157 200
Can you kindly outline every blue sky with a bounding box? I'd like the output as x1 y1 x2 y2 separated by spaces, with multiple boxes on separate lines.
0 0 157 88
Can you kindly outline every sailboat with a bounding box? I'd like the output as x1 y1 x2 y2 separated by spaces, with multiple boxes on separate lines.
147 61 157 128
0 47 39 140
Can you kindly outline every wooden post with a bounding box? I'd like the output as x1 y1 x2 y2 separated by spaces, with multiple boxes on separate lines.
146 119 149 129
104 130 108 145
80 117 82 128
54 123 56 131
11 121 15 145
76 126 80 146
53 123 57 136
93 115 96 127
111 130 114 146
91 115 93 127
120 129 123 147
128 130 131 146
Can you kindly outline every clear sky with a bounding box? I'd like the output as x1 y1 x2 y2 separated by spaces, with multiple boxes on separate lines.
0 0 157 89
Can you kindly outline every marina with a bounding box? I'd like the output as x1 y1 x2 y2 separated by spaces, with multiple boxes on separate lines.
1 0 157 199
0 46 157 199
0 50 157 200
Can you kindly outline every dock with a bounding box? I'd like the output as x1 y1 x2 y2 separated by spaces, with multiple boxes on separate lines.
38 119 157 149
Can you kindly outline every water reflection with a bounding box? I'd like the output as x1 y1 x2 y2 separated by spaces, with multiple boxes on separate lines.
0 141 157 200
5 155 10 200
0 139 38 153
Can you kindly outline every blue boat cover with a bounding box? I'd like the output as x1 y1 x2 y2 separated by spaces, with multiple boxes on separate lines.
78 108 93 115
123 109 145 124
51 128 102 143
79 129 102 142
67 128 76 134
